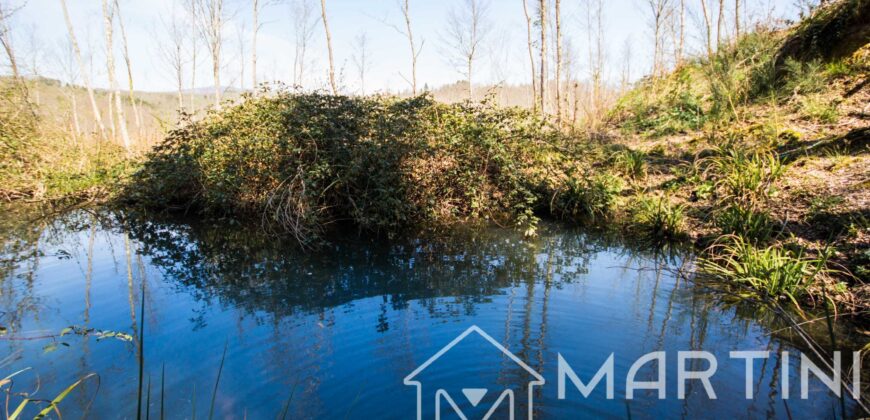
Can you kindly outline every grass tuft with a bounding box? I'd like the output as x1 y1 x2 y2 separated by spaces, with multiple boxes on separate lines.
630 195 687 241
699 235 837 308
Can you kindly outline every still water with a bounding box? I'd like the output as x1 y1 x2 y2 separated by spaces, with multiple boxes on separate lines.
0 210 861 418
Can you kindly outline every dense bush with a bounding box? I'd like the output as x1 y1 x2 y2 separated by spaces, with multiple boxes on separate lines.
124 90 571 244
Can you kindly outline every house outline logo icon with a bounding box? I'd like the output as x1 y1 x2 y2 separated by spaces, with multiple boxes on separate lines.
404 325 546 420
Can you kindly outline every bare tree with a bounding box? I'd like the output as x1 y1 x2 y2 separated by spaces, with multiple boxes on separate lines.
554 0 562 121
676 0 685 66
60 0 108 141
319 0 337 94
585 0 605 122
351 32 371 95
237 20 246 90
700 0 714 57
252 0 259 88
290 0 317 88
734 0 740 38
197 0 225 108
55 37 82 138
157 5 187 110
251 0 278 90
102 0 132 152
185 0 198 109
716 0 724 47
0 1 23 83
443 0 490 99
619 37 633 93
114 0 141 133
645 0 672 77
384 0 423 95
521 0 537 111
538 0 547 113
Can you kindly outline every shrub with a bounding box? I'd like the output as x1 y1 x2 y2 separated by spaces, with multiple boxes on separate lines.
124 90 568 243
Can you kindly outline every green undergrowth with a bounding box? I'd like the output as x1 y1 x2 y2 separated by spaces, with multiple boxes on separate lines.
123 90 577 244
610 17 867 138
0 80 131 201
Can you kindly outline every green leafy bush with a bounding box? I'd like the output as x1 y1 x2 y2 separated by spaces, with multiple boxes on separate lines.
124 90 568 244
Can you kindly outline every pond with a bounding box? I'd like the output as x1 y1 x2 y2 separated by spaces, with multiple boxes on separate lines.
0 209 862 418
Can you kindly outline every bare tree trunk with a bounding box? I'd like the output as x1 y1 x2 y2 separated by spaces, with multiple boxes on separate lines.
114 0 141 133
198 0 224 108
444 0 488 101
467 57 473 99
252 0 258 89
107 91 116 139
646 0 672 77
700 0 713 57
0 4 21 83
71 93 81 137
177 67 184 110
620 38 632 92
320 0 337 95
677 0 685 66
158 3 186 112
522 0 537 111
237 21 246 90
399 0 419 95
653 8 660 76
554 0 562 123
103 0 132 153
734 0 740 38
60 0 108 141
591 0 604 123
717 0 724 47
188 0 197 109
352 32 370 94
538 0 547 114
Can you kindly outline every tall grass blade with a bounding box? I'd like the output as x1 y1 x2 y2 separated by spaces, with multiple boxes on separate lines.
278 381 298 420
146 376 152 420
32 373 99 420
137 273 146 420
208 341 228 420
161 363 165 420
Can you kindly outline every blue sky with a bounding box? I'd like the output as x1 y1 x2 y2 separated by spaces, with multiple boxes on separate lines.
7 0 802 93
